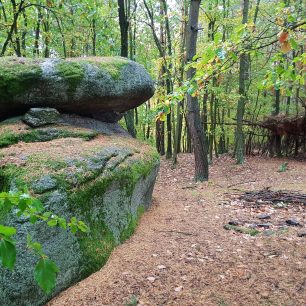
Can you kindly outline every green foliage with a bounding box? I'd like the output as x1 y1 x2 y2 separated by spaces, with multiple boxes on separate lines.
223 223 260 236
278 162 288 172
125 295 138 306
0 190 89 293
0 131 18 148
34 258 60 294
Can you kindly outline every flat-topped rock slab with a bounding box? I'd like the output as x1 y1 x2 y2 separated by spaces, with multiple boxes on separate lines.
0 57 155 121
0 116 159 306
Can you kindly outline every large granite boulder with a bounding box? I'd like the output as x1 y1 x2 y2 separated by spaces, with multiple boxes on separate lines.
0 57 155 121
0 117 159 306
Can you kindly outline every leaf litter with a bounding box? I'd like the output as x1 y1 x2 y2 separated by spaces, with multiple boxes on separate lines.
48 154 306 306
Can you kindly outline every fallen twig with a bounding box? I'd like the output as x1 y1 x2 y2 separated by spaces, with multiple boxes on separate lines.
155 229 198 236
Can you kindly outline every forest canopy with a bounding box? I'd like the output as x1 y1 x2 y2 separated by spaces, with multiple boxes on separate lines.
0 0 305 180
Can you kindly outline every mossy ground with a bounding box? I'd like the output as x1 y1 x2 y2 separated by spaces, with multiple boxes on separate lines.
223 223 260 236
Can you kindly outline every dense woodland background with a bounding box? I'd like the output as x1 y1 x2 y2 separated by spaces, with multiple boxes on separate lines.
0 0 305 180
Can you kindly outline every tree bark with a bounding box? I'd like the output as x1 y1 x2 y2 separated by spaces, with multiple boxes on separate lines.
186 0 209 181
235 0 250 164
1 0 25 57
173 0 188 164
118 0 137 138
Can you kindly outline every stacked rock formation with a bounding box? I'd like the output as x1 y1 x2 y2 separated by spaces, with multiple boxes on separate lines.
0 56 155 122
0 57 158 306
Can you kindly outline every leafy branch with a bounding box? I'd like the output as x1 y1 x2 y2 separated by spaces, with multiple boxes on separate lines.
0 190 89 294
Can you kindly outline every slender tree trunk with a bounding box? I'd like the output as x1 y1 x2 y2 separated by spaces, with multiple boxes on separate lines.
273 89 282 156
0 0 7 22
161 0 173 159
118 0 137 138
235 0 250 164
92 18 96 56
173 1 188 164
33 8 42 56
156 119 165 155
21 11 27 56
1 0 24 57
43 11 50 58
118 0 128 57
186 0 208 181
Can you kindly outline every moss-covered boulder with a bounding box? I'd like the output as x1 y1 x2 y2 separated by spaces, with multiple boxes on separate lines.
24 108 60 127
0 117 159 306
0 57 155 121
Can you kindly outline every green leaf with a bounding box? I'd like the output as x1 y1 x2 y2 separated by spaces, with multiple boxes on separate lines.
29 215 38 224
47 219 58 227
43 212 52 218
187 86 197 96
27 234 43 254
287 15 295 23
0 224 16 236
18 198 28 212
58 218 67 230
34 258 59 294
289 38 298 50
70 217 77 224
77 221 89 233
0 240 16 270
70 224 78 234
3 197 13 211
214 32 222 43
31 242 43 253
30 199 44 212
229 51 238 61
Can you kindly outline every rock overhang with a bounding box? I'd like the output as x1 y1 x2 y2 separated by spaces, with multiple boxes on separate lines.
0 56 155 121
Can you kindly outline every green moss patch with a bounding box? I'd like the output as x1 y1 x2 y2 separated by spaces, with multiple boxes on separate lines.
0 127 98 148
120 206 145 242
224 223 260 236
98 58 128 80
56 61 85 95
66 154 158 277
0 57 42 99
84 57 128 80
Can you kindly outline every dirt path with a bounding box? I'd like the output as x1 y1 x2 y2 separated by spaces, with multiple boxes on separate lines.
49 155 306 306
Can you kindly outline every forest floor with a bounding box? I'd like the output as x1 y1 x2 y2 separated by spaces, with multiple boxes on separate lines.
49 154 306 306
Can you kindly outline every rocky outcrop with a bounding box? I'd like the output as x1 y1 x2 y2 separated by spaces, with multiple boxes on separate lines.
0 57 155 121
0 117 159 306
24 108 60 127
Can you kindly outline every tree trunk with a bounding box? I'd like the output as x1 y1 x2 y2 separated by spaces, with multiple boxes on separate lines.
33 8 42 56
235 0 250 164
173 1 188 164
92 18 96 56
118 0 137 138
186 0 209 181
1 0 24 57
